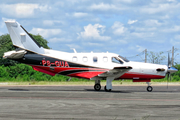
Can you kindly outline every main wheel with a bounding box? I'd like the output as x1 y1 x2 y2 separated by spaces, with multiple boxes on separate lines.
104 86 111 92
147 86 153 92
94 83 101 91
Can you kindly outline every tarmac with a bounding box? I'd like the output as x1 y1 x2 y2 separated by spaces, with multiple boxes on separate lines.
0 85 180 120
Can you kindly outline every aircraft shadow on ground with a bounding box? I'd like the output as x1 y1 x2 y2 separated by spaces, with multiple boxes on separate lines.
85 89 132 93
8 88 131 93
8 89 29 91
7 88 179 93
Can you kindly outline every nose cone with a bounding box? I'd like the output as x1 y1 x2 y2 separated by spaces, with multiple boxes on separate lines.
167 67 178 73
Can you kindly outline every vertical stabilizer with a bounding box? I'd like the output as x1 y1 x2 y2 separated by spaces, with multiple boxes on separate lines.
5 21 44 54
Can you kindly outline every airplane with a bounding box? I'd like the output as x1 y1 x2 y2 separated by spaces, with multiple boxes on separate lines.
3 21 178 92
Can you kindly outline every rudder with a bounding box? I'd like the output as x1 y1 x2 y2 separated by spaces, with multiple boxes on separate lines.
5 21 44 54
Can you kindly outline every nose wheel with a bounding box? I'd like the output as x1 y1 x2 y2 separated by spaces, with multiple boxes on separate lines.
146 82 153 92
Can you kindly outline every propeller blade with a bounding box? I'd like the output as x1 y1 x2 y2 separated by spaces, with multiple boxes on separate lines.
167 77 168 89
168 53 171 68
170 74 171 81
167 72 169 89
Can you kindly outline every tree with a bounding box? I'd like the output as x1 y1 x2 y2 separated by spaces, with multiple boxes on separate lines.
147 51 166 64
0 34 50 66
29 33 50 49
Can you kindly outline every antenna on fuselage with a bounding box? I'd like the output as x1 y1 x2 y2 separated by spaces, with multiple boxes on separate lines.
71 48 77 53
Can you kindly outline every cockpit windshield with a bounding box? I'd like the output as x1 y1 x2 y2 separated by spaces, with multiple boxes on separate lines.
118 55 129 62
112 57 124 64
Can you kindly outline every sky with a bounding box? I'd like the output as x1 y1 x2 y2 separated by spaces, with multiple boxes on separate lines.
0 0 180 64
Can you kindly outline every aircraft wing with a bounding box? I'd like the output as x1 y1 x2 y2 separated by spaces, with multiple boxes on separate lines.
91 66 132 80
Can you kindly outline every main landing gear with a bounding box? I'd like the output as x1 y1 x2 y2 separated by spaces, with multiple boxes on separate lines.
94 77 114 92
94 83 101 91
104 85 111 92
146 82 153 92
94 84 112 92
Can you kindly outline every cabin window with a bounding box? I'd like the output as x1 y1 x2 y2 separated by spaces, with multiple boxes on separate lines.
83 56 88 62
72 56 77 62
112 57 123 64
93 57 98 63
103 56 108 62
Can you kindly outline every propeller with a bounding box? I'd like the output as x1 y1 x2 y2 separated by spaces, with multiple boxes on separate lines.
166 53 178 89
167 53 171 89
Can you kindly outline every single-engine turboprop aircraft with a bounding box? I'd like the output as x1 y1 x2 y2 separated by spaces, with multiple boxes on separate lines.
3 21 178 92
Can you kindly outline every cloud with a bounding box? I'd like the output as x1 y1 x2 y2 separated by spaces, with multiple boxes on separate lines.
49 37 72 43
144 19 162 26
89 3 120 11
141 2 180 14
162 25 180 33
0 3 51 18
78 24 111 41
112 21 127 35
43 20 64 26
128 20 138 24
30 28 62 38
170 39 180 46
66 44 81 49
73 12 88 18
136 45 145 52
83 42 103 47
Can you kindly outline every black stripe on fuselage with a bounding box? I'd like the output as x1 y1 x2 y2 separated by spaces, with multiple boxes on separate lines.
13 53 97 68
59 69 104 76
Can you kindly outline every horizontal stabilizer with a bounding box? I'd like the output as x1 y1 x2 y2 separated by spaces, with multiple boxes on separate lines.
5 21 44 54
3 50 26 59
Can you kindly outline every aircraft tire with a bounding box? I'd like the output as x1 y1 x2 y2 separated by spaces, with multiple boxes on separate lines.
147 86 153 92
104 86 111 92
94 83 101 91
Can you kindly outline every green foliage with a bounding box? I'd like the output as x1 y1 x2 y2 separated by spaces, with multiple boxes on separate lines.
171 64 180 81
29 34 50 49
0 34 17 66
0 64 88 82
0 66 8 77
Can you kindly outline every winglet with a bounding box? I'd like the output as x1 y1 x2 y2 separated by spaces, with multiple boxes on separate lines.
5 21 44 54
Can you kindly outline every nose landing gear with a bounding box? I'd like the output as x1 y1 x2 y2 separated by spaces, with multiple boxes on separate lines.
146 82 153 92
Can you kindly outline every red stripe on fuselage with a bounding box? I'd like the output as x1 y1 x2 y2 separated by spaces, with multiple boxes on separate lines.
120 72 165 79
31 65 108 78
31 65 165 80
67 71 105 79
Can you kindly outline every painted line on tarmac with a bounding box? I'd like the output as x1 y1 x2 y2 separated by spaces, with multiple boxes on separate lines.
0 96 180 102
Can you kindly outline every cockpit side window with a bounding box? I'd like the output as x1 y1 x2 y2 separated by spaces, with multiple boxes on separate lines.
112 57 123 64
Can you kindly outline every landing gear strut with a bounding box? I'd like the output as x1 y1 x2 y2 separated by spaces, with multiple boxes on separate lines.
146 82 153 92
